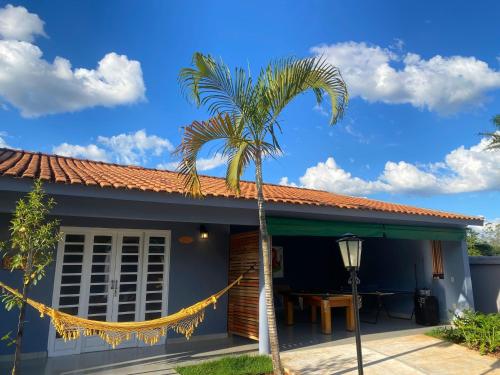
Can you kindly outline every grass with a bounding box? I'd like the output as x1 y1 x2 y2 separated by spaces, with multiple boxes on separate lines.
426 327 463 343
175 354 273 375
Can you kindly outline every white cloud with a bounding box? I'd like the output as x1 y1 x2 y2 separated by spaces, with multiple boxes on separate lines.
98 130 173 165
313 103 329 117
0 5 145 117
441 136 500 193
157 161 180 171
0 4 46 42
278 177 297 187
52 130 173 165
295 157 386 195
157 153 228 172
311 41 500 114
389 38 405 52
49 131 226 172
0 134 10 148
378 161 441 194
281 135 500 196
344 123 370 144
52 143 109 162
470 218 499 234
196 153 228 171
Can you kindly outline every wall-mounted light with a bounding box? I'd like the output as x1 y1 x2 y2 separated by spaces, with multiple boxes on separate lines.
199 225 209 239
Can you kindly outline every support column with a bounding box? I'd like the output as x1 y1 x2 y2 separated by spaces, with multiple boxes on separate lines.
258 233 270 354
460 240 475 311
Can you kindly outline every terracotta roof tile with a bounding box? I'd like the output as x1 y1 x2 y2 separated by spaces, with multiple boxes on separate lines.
0 148 480 222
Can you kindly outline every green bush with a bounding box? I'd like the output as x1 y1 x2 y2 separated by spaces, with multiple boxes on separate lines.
427 326 463 344
428 310 499 355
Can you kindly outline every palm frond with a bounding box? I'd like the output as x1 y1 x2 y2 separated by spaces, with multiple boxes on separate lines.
260 141 283 159
492 114 500 127
176 54 350 200
489 135 500 149
259 56 348 127
225 142 253 194
482 115 500 150
179 53 256 118
485 131 500 150
175 114 244 197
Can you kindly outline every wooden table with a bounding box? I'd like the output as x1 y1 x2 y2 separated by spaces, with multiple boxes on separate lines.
282 292 355 335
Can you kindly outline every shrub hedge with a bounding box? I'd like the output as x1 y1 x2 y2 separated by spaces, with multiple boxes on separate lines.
428 310 499 355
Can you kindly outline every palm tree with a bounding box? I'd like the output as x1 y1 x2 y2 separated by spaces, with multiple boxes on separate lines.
176 53 348 375
484 114 500 149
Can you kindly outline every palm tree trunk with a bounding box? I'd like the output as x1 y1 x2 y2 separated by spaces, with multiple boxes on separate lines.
255 150 283 375
11 284 28 375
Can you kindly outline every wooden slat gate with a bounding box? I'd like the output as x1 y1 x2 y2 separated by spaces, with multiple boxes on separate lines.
228 231 259 340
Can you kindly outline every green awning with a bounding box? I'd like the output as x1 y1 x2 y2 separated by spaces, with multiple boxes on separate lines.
267 217 385 238
383 224 465 241
266 217 465 241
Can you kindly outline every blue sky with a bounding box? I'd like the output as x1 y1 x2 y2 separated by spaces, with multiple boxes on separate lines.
0 1 499 221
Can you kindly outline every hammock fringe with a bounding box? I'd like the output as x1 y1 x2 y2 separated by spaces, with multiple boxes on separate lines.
0 265 254 348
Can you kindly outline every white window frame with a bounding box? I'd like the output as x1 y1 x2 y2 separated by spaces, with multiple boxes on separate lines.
47 227 171 357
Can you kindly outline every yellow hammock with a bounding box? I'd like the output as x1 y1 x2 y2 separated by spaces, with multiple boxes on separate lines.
0 269 250 348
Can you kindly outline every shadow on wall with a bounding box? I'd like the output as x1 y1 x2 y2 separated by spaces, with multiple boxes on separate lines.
431 241 474 321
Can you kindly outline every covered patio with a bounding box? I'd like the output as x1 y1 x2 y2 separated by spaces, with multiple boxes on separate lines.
228 216 473 355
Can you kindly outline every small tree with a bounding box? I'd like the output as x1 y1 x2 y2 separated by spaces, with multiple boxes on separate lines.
482 222 500 254
0 180 62 375
466 226 498 256
466 228 481 256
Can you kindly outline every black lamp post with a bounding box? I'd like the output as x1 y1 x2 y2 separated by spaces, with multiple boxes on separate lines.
337 233 364 375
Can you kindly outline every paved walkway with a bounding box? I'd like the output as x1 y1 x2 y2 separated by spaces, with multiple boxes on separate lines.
3 330 498 374
281 334 500 375
0 336 258 375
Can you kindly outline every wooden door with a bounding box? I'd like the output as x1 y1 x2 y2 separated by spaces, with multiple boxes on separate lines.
228 231 259 340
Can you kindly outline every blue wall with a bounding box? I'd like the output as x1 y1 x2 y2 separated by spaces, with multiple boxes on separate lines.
358 238 431 316
469 256 500 313
434 240 474 320
271 236 349 292
0 214 230 355
360 238 473 321
359 238 431 291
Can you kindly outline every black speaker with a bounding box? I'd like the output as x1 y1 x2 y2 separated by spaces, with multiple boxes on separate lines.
415 295 439 326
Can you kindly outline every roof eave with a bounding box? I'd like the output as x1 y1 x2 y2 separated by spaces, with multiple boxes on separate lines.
0 176 482 227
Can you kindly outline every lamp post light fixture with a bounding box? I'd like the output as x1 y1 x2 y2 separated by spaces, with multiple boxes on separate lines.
337 233 364 375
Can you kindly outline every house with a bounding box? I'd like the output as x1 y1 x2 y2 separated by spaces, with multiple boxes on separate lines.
0 147 482 359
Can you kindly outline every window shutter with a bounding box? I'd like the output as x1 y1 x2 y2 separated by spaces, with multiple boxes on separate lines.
431 240 444 279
